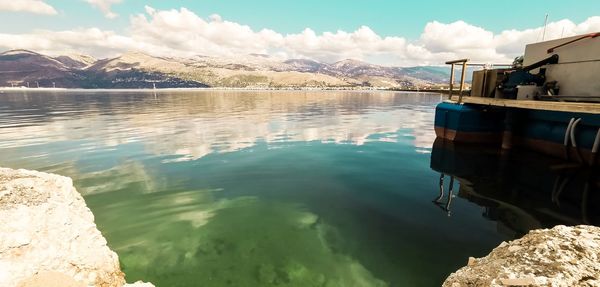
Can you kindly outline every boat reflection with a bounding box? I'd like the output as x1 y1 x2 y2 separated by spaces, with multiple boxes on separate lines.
430 138 600 238
433 173 455 216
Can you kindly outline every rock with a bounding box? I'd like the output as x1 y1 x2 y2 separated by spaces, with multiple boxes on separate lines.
507 245 521 252
499 277 535 286
467 257 477 266
443 225 600 287
0 167 155 287
15 271 84 287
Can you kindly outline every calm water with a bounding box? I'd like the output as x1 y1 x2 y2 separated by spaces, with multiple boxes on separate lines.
1 91 597 287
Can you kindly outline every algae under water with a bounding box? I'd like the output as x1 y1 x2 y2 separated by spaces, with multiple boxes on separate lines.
1 91 597 286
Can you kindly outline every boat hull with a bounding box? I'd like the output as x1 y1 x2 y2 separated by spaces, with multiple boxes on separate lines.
434 101 600 165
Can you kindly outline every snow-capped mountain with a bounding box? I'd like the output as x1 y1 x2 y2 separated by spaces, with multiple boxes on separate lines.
0 49 452 89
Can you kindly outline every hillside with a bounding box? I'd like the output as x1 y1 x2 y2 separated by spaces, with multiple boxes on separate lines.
0 49 455 89
0 50 85 88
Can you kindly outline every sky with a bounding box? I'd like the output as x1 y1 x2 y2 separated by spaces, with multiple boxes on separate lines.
0 0 599 66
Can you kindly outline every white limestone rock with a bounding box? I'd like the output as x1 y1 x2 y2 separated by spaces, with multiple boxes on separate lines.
443 225 600 287
0 167 154 287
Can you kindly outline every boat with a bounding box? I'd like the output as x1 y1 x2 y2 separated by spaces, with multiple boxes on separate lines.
434 32 600 165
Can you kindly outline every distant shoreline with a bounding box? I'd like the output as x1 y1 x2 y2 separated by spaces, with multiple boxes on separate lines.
0 87 447 93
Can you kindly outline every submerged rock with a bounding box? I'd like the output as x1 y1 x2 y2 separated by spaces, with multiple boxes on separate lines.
443 225 600 287
0 167 154 287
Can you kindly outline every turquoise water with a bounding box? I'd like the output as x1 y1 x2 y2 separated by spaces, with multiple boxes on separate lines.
2 91 592 286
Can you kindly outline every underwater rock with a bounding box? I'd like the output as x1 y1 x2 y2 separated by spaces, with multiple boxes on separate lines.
0 167 154 287
443 225 600 287
257 263 278 284
124 282 156 287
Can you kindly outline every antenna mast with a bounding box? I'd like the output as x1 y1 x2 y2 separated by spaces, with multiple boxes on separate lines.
542 14 549 41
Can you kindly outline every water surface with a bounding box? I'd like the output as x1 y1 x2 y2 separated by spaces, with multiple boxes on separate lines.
1 90 596 286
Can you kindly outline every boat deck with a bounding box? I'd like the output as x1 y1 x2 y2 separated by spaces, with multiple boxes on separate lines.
448 96 600 114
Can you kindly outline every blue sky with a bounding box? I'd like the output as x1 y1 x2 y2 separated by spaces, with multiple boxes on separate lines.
3 0 599 38
0 0 598 65
111 0 597 38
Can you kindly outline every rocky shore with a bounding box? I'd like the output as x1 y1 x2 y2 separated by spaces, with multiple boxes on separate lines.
444 225 600 287
0 167 154 287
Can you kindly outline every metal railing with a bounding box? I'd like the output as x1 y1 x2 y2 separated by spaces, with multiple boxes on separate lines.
445 59 469 103
445 60 513 102
433 173 455 216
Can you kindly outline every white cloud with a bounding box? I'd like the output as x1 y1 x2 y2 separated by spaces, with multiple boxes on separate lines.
494 17 600 55
0 28 141 56
128 6 284 57
417 17 600 64
0 0 57 15
85 0 122 19
421 21 495 52
284 26 407 62
0 6 598 66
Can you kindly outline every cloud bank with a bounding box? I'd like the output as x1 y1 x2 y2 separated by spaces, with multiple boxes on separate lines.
0 0 57 15
0 6 599 66
85 0 122 19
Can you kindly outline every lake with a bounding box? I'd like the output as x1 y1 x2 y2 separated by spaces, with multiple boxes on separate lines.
1 90 596 287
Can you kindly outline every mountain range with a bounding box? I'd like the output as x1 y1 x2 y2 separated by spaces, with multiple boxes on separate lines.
0 49 454 89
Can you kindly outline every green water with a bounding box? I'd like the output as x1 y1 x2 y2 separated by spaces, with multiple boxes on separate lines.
1 90 565 286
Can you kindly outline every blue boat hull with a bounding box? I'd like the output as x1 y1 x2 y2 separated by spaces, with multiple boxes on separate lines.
434 102 600 165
